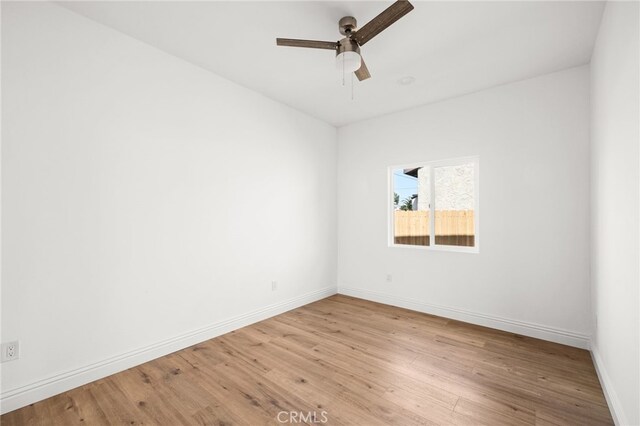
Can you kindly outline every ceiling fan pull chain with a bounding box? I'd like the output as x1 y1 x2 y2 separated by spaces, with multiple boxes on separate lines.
342 56 346 87
351 72 354 101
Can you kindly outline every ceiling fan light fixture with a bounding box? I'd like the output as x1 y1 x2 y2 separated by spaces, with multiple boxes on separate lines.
336 51 361 73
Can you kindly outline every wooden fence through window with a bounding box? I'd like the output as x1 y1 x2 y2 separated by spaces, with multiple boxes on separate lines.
393 210 475 247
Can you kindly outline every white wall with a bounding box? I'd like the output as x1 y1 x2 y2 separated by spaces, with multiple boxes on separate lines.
337 66 591 348
1 2 336 412
590 2 640 425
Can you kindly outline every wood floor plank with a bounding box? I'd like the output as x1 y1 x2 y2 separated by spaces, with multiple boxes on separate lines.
1 295 613 425
453 397 533 426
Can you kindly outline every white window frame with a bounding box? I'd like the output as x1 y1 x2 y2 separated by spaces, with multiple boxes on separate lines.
388 156 479 253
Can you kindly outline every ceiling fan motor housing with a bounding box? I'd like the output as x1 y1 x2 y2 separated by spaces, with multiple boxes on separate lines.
339 16 358 36
337 38 360 57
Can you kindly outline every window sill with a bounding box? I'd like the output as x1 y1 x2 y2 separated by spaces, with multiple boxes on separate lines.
389 243 479 254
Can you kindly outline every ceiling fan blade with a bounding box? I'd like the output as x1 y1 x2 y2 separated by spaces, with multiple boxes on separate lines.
355 58 371 81
276 38 338 50
354 0 414 46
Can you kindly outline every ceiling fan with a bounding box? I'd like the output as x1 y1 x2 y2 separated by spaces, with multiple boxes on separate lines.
276 0 414 81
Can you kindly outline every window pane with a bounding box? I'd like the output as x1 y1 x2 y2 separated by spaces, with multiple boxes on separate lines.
434 163 475 247
393 167 430 246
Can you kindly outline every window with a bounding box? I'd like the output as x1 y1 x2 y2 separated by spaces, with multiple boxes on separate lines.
389 157 479 252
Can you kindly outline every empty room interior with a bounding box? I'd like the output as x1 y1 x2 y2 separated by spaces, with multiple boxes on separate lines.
1 0 639 425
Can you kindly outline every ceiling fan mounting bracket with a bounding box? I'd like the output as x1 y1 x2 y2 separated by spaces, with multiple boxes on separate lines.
339 16 358 36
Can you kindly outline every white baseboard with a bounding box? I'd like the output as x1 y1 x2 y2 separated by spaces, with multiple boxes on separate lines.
591 345 628 426
0 286 337 415
338 286 590 349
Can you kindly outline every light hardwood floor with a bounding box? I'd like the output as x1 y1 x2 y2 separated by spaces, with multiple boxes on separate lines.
1 295 613 425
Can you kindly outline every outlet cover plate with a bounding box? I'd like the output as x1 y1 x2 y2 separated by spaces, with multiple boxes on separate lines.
1 341 20 362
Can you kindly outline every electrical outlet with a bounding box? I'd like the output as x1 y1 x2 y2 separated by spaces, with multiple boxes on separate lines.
1 341 20 362
271 281 278 291
386 274 393 283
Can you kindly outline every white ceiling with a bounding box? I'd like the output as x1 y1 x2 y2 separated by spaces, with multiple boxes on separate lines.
58 1 605 126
